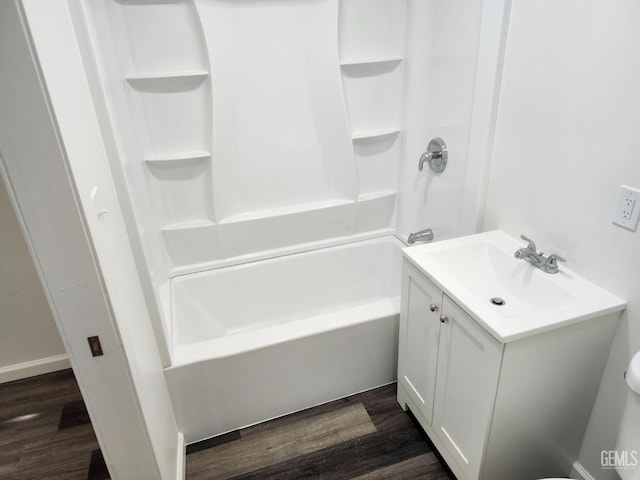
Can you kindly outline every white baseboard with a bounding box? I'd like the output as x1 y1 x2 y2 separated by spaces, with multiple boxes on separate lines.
571 461 596 480
0 354 70 384
176 432 186 480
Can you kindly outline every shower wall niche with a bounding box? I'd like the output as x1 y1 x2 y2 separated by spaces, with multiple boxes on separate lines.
84 0 406 279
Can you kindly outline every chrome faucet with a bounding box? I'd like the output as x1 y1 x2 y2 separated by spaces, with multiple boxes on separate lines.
408 228 434 244
514 234 566 274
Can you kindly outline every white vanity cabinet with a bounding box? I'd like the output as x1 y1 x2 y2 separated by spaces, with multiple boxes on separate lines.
397 256 621 480
398 260 502 479
399 260 442 425
431 294 503 478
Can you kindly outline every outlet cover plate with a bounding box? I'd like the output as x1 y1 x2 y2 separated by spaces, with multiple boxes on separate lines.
613 184 640 231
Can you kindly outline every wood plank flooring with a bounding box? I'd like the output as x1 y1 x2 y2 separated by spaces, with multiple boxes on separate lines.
0 369 105 480
186 384 454 480
0 370 454 480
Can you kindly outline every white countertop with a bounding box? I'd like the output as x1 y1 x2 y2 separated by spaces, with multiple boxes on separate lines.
403 230 626 343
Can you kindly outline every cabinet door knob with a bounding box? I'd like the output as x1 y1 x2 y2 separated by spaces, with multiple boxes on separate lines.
440 314 448 323
430 304 438 312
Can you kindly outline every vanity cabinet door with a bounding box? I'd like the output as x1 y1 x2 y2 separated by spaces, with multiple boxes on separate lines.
432 295 503 479
398 260 442 425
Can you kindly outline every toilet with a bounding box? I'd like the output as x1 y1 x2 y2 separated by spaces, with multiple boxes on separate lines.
541 351 640 480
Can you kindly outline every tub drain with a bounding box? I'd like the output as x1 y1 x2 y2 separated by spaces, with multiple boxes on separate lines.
490 297 506 306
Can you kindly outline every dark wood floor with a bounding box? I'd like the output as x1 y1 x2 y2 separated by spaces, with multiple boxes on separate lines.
186 384 454 480
0 369 108 480
0 370 454 480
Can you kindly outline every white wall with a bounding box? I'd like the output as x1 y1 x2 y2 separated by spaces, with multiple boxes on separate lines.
0 178 69 382
484 2 640 478
397 0 484 241
0 0 183 478
397 0 508 242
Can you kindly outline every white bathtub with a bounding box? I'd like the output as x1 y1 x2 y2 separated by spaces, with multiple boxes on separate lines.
164 236 402 443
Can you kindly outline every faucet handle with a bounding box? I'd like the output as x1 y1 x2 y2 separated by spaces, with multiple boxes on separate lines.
540 253 566 274
545 253 566 265
520 234 537 251
418 152 432 172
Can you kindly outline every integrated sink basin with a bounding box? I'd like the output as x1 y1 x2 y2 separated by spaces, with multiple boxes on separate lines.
403 230 626 342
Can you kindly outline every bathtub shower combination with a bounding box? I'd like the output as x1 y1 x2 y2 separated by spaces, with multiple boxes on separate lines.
74 0 502 443
167 237 402 441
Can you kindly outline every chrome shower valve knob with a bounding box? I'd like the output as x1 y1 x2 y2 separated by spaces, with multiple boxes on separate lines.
418 137 448 173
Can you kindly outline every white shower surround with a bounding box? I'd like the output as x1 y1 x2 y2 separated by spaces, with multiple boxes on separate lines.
75 0 508 445
86 0 405 278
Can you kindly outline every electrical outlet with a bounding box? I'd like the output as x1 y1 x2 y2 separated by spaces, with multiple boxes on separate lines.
622 196 635 220
613 185 640 231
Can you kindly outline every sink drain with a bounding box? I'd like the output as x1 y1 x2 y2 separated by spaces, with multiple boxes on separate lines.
490 297 506 306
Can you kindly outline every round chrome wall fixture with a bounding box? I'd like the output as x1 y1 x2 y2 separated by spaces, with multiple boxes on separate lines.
418 137 448 173
490 297 506 306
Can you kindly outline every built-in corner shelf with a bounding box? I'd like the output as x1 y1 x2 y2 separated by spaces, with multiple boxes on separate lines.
126 70 209 89
219 199 355 225
160 219 216 232
351 128 400 141
126 70 209 82
358 190 397 203
340 57 403 67
144 150 211 165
